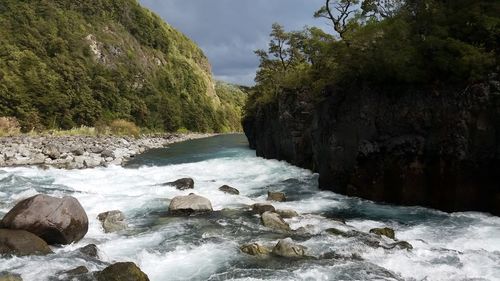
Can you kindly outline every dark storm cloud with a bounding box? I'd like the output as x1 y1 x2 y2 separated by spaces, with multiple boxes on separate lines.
138 0 329 85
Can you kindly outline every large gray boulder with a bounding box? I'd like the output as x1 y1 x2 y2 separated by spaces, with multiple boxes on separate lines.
168 193 213 215
272 238 306 258
0 229 52 256
163 178 194 190
1 194 88 245
97 210 127 233
261 211 290 231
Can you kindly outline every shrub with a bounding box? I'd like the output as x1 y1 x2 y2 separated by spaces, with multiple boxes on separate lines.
109 119 140 137
0 117 21 136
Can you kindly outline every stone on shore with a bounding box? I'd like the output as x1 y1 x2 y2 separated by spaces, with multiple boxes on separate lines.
251 203 275 215
261 211 290 231
97 210 127 233
0 229 52 256
1 194 88 245
95 262 150 281
164 178 194 190
272 238 306 258
168 193 213 215
267 191 286 202
218 185 240 195
370 227 395 239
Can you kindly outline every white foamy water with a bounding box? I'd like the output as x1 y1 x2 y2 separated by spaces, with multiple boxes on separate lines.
0 135 499 281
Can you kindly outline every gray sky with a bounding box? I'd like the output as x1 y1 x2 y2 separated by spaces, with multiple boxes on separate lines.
139 0 329 86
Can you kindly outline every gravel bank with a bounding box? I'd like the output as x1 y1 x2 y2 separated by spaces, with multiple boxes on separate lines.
0 133 214 169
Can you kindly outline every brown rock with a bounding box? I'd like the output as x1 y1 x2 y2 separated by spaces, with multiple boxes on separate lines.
218 185 240 195
1 194 88 245
0 229 52 256
95 262 149 281
251 203 275 215
261 211 290 231
267 191 286 202
369 227 395 239
163 178 194 190
240 243 270 256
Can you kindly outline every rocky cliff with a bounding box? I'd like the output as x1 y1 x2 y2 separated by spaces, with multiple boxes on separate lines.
244 76 500 215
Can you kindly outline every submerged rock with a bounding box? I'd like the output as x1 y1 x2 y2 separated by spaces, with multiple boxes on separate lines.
168 193 213 215
240 243 270 256
370 227 395 239
267 191 286 202
1 194 88 244
387 241 413 250
261 211 290 231
0 273 23 281
272 238 306 258
0 229 52 256
218 185 240 195
325 228 354 238
163 178 194 190
63 266 89 276
276 209 299 218
95 262 149 281
251 203 275 215
98 210 127 233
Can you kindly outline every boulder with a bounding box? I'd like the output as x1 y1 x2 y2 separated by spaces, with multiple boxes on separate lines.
261 211 290 231
369 227 395 239
101 150 115 159
0 229 52 256
95 262 149 281
0 273 22 281
79 244 99 258
97 210 127 233
218 185 240 195
272 238 306 258
267 191 286 202
240 243 270 256
43 145 60 160
168 193 213 215
0 194 89 244
251 203 275 215
164 178 194 190
276 209 299 218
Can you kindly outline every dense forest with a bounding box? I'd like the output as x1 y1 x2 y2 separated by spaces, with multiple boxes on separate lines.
0 0 246 133
245 0 499 115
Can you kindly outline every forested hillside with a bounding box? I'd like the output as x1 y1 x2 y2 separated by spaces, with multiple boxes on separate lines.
0 0 245 133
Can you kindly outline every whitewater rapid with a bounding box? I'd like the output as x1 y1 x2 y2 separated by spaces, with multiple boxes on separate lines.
0 135 499 281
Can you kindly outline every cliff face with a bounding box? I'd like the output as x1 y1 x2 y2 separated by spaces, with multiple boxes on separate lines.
244 77 500 215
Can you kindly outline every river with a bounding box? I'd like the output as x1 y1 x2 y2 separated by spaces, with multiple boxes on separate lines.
0 134 499 281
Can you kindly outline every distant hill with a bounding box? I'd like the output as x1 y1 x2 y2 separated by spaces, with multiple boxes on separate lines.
0 0 245 132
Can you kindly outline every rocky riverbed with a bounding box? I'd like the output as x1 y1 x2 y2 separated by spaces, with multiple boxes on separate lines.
0 134 214 169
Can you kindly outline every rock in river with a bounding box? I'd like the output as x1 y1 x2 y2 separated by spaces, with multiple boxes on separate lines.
272 238 306 258
95 262 149 281
370 227 395 239
0 272 23 281
218 185 240 195
168 193 213 215
267 191 286 202
0 229 52 256
240 243 270 256
251 203 275 215
98 210 127 233
261 211 290 231
276 209 299 218
163 178 194 190
0 194 88 245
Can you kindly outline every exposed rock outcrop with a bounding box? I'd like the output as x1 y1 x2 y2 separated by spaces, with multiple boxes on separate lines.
1 194 88 244
243 79 500 215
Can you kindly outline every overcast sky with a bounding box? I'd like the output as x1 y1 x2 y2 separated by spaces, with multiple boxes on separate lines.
139 0 329 86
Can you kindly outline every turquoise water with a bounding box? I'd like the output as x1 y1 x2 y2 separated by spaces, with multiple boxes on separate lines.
0 134 499 281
